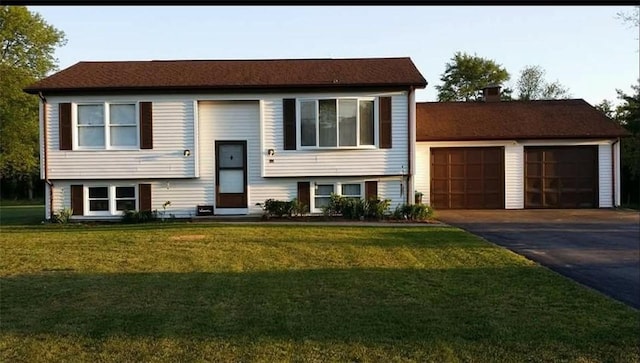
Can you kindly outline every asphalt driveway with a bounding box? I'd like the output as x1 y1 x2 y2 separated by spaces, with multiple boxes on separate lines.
436 209 640 309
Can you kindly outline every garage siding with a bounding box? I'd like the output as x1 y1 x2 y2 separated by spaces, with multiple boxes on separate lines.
598 144 613 208
504 144 524 209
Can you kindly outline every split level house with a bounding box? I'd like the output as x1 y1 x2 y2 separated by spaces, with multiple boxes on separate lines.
23 57 629 220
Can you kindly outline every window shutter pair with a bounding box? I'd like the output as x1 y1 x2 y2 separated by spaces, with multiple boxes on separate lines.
282 97 392 150
69 184 152 216
58 102 153 150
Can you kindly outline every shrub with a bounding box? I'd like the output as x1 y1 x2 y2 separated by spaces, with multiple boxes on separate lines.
290 198 308 217
321 194 391 220
259 199 293 218
52 207 73 224
121 210 158 224
393 203 434 221
340 198 367 220
365 197 391 220
322 193 344 217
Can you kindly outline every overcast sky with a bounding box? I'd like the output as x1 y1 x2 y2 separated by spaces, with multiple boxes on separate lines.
29 6 640 105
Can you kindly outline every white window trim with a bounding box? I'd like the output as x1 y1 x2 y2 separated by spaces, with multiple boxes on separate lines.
84 185 138 216
310 181 365 213
73 102 140 151
297 97 378 150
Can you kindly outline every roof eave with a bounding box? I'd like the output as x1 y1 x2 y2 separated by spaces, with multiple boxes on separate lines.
417 134 629 142
24 82 426 95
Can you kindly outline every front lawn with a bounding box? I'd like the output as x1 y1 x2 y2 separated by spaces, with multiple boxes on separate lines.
0 204 44 226
1 220 638 362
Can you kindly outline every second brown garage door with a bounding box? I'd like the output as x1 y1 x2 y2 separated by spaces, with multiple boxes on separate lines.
431 147 504 209
525 146 598 208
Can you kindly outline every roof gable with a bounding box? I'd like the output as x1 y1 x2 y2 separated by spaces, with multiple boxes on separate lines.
24 57 428 94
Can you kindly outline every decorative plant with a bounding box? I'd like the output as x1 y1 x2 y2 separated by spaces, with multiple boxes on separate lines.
159 201 172 222
52 207 73 224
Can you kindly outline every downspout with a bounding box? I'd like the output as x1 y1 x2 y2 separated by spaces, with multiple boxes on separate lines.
407 86 416 204
611 137 620 207
39 92 54 220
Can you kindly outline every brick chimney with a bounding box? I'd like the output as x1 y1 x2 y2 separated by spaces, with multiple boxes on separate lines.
482 85 501 102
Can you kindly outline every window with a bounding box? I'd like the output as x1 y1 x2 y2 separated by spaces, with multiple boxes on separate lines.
314 184 334 210
88 187 109 212
109 104 137 147
86 185 137 215
76 102 138 149
341 184 362 201
115 187 136 211
299 98 375 148
312 182 364 212
78 105 105 148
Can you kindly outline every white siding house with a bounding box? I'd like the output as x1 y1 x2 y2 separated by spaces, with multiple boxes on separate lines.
26 58 427 220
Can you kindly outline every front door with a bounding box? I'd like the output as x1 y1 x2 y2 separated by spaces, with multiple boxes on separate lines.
215 141 247 208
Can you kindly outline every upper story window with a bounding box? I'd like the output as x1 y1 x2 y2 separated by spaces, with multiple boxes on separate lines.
299 98 375 149
75 102 138 150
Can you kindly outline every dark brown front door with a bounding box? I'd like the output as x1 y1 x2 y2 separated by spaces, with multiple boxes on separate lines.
430 147 505 209
525 146 598 208
215 141 247 208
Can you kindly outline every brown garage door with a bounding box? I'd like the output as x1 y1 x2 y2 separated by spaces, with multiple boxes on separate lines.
431 147 504 209
525 146 598 208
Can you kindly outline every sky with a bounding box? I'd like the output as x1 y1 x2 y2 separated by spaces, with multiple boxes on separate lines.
29 6 640 106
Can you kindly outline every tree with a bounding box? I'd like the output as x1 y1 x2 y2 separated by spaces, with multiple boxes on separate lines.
617 6 639 51
616 6 639 28
436 52 510 102
0 6 66 199
616 82 640 186
515 65 571 100
594 99 616 119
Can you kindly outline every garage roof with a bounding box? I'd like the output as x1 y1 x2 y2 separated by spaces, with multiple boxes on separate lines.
24 57 427 94
417 99 630 141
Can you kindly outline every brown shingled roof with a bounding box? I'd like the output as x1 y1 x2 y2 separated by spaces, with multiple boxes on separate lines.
24 57 427 94
417 99 629 141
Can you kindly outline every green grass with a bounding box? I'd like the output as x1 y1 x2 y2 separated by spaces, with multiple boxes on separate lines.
1 214 638 362
0 204 44 226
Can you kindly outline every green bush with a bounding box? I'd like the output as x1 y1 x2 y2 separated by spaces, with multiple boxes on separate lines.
259 199 293 218
365 197 391 220
121 210 158 224
393 203 434 221
340 198 366 220
322 194 391 220
52 207 73 224
290 198 308 217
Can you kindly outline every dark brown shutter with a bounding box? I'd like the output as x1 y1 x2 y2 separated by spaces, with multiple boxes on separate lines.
70 184 83 215
297 181 310 213
59 103 72 150
379 97 392 149
365 181 378 200
140 102 153 149
283 98 296 150
139 184 152 211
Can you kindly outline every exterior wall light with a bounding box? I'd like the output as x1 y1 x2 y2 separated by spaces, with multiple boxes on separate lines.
183 149 191 157
267 148 275 156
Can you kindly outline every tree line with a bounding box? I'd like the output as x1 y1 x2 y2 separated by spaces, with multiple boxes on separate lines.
435 51 571 102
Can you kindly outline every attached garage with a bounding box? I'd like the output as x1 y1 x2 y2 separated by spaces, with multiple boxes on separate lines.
415 93 629 209
524 146 598 208
430 147 504 209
